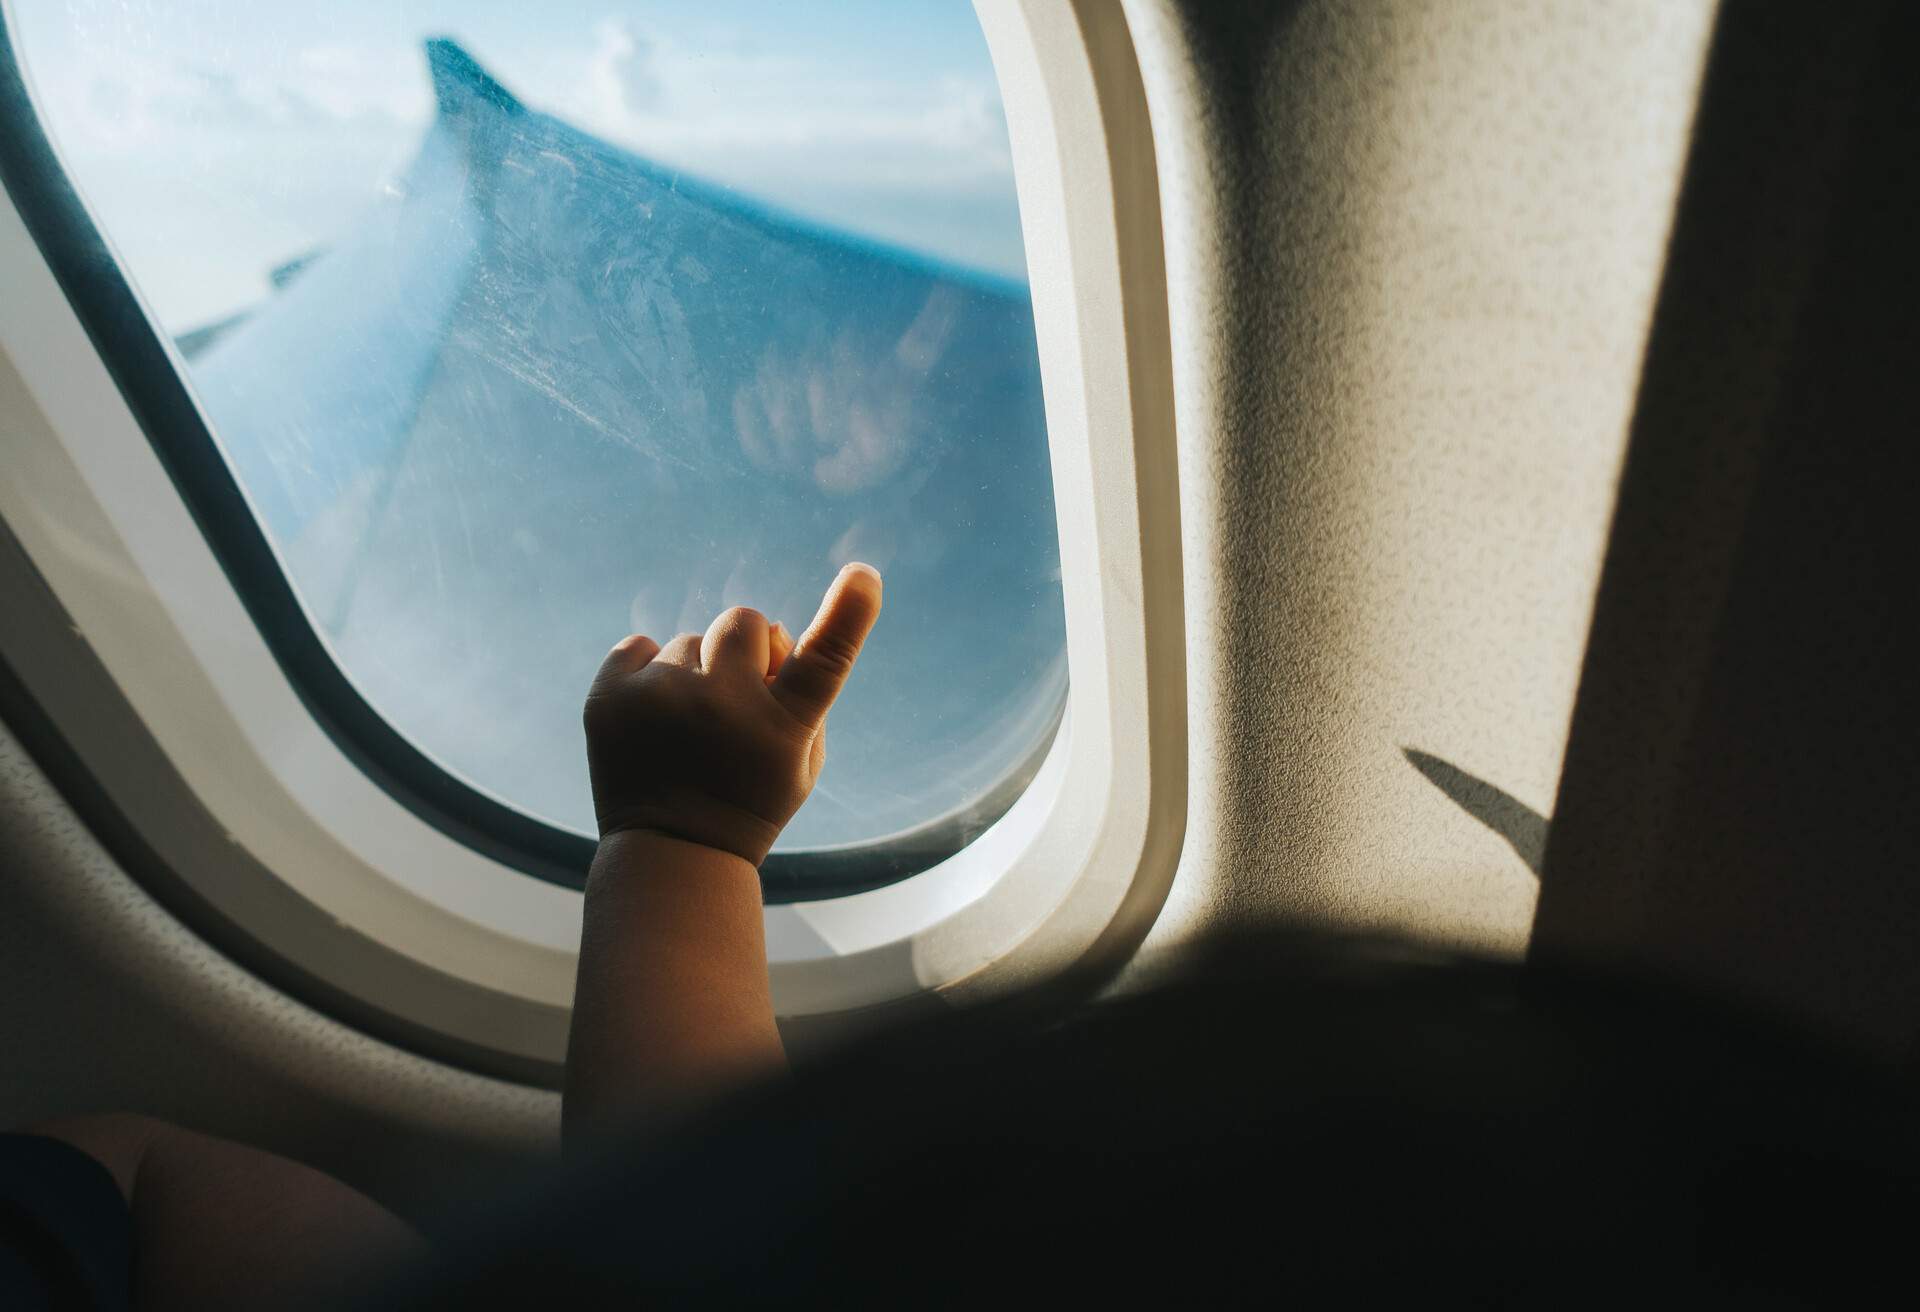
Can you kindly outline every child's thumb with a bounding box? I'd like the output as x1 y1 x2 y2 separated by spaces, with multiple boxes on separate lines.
770 564 883 728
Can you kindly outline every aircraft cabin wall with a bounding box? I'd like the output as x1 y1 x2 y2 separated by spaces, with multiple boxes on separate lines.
1121 0 1715 967
3 0 1727 1222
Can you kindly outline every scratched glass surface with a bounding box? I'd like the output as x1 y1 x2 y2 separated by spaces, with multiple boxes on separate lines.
13 1 1066 854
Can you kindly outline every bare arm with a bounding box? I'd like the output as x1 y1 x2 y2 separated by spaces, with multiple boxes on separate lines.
565 831 781 1135
564 563 883 1145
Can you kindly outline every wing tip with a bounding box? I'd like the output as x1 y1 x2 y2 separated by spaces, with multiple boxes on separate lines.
425 37 525 119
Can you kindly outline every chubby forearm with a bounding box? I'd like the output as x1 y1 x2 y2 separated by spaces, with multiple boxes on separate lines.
565 566 879 1143
563 829 787 1144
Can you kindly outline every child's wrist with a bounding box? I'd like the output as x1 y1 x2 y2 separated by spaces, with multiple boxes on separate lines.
593 793 785 867
592 825 766 880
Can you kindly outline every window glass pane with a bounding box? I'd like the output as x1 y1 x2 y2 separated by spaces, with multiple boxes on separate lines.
11 1 1066 855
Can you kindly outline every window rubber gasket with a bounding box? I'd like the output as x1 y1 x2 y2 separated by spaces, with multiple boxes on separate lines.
0 17 1059 902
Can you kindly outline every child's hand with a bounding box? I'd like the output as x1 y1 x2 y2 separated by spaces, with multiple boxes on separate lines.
568 571 877 1134
583 563 883 866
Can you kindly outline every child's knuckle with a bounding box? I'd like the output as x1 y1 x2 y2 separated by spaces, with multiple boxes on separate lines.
808 634 859 674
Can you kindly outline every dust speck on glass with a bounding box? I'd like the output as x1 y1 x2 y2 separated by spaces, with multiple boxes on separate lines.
10 1 1066 856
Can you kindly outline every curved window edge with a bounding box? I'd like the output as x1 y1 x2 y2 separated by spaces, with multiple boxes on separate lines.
0 0 1185 1070
0 544 574 1087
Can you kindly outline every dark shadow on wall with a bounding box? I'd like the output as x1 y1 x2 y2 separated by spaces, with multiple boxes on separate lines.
1402 748 1547 879
1528 0 1920 1056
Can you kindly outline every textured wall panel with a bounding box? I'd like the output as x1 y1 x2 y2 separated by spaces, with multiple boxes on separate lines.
1121 0 1716 957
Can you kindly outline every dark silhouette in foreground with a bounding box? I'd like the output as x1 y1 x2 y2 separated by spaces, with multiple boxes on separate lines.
386 932 1917 1308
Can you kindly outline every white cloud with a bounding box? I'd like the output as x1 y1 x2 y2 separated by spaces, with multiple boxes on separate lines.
586 19 665 116
34 42 429 153
292 44 435 126
15 7 1029 324
21 38 429 329
554 19 1013 195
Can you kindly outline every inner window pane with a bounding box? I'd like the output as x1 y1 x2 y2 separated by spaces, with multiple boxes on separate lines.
11 1 1067 855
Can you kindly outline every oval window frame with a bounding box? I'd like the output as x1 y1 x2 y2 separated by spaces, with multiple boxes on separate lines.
0 0 1183 1078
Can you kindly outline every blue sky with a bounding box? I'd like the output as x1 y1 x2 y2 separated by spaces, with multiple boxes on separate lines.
10 0 1025 330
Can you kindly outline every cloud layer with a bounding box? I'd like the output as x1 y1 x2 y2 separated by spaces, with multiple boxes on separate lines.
16 2 1024 328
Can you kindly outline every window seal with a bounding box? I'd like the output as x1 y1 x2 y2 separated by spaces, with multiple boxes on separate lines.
0 515 572 1084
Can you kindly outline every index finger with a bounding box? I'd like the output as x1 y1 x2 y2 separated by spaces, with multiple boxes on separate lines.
769 563 883 728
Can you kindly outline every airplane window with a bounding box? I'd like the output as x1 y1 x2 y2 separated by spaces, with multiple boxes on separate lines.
6 2 1067 886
